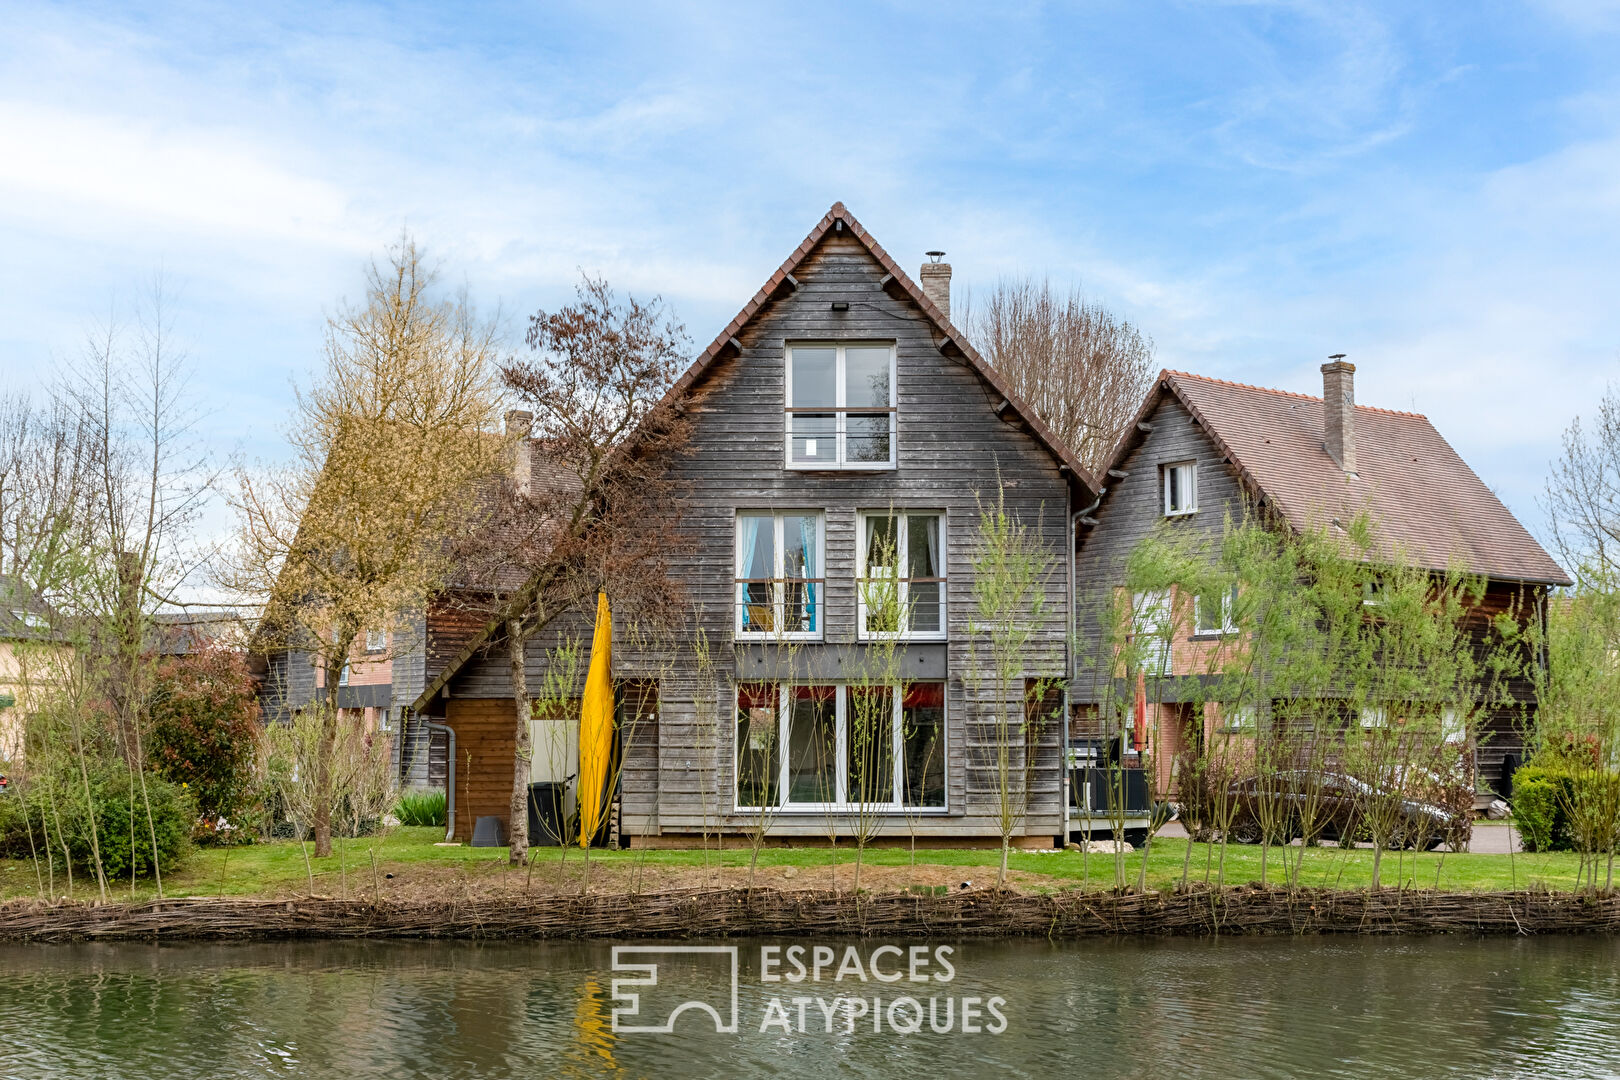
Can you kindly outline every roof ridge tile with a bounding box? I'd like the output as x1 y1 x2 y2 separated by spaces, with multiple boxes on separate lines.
1165 370 1427 419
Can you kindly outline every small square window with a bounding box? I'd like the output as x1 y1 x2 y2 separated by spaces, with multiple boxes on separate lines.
1194 585 1239 636
1163 462 1197 516
365 629 387 653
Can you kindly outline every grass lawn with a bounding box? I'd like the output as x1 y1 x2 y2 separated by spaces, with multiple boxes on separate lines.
0 828 1602 903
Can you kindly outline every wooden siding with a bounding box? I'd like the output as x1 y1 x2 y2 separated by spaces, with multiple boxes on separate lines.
443 698 518 844
441 230 1073 840
1073 391 1243 702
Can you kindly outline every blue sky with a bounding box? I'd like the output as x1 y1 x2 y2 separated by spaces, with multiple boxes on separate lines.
2 1 1618 544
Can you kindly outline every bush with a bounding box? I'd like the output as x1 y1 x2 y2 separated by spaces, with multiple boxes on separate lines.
1513 763 1580 852
396 787 447 827
0 764 195 878
146 645 263 841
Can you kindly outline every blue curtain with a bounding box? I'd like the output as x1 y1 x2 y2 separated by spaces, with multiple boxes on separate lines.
797 515 817 632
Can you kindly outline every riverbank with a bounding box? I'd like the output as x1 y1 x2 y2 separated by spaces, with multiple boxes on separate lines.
4 883 1619 942
6 825 1612 941
0 826 1576 906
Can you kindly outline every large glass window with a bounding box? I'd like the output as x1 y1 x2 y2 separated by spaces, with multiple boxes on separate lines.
736 684 780 808
786 343 896 468
858 512 945 638
736 512 823 639
734 682 948 811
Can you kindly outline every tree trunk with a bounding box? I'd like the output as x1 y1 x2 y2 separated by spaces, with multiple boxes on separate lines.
508 619 531 865
314 659 341 858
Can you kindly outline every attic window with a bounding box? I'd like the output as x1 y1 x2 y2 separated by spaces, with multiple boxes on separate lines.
1162 462 1197 517
785 342 896 470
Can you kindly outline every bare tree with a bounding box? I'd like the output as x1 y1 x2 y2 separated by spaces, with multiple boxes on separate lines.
476 274 692 866
961 276 1155 474
222 234 505 858
1545 386 1620 589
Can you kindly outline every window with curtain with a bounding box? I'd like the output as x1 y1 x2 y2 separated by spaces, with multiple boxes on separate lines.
736 512 823 639
734 681 948 810
857 511 945 639
786 342 896 468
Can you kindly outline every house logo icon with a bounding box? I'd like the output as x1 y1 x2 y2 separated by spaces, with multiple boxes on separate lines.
610 945 740 1033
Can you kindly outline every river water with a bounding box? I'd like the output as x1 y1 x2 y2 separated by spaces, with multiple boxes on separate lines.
2 935 1619 1078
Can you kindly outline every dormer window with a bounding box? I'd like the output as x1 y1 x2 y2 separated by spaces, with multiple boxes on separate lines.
785 342 896 469
1162 461 1197 516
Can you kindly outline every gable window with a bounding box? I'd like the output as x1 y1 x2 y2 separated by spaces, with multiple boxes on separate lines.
857 511 945 639
1162 461 1197 516
736 512 824 639
786 342 896 469
735 681 946 811
1194 585 1239 636
1131 590 1172 676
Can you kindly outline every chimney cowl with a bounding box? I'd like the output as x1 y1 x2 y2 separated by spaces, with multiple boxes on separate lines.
1320 359 1356 476
919 257 952 322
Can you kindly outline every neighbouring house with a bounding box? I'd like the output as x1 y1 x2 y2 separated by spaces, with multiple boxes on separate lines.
0 575 70 764
1070 364 1570 808
399 202 1094 845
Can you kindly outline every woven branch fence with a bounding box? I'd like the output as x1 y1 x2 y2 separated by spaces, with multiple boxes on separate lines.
3 886 1619 943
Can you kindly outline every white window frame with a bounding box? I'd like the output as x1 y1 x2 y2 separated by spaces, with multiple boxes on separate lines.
734 682 949 813
1131 590 1173 676
1193 584 1239 636
784 341 898 470
1441 707 1466 744
365 628 387 653
856 510 947 642
1219 703 1258 733
734 512 826 642
1162 461 1198 516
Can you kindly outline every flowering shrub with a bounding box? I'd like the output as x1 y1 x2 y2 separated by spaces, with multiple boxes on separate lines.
145 645 262 842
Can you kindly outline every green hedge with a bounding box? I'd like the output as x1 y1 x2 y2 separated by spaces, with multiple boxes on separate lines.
1512 766 1571 852
0 765 195 878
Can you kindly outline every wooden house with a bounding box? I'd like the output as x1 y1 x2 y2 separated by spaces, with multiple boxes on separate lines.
1071 364 1570 807
413 204 1092 845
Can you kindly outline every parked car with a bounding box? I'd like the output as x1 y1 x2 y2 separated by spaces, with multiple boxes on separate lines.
1224 770 1457 850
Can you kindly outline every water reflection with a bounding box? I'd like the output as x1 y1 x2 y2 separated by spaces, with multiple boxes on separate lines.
1 936 1618 1078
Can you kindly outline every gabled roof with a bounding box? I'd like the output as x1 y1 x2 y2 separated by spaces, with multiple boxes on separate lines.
673 201 1096 498
411 203 1098 712
1097 370 1570 586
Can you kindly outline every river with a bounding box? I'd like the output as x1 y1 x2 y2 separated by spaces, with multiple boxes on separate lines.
2 936 1618 1078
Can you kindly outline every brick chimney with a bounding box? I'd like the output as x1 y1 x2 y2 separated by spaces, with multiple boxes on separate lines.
505 409 533 494
919 252 951 322
1320 358 1356 475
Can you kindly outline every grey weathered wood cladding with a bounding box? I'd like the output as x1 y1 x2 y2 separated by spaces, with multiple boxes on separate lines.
446 229 1076 840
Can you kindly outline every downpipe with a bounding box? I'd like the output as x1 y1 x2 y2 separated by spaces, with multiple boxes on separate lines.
426 720 456 842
